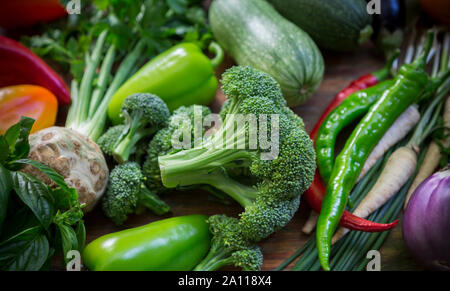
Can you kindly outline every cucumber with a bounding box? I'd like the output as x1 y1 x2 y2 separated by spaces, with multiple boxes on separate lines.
209 0 324 106
268 0 373 51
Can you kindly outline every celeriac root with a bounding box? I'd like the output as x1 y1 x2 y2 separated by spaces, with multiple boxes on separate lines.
23 126 109 212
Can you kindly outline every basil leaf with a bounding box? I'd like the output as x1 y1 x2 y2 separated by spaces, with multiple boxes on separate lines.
57 223 78 263
75 220 86 252
11 172 55 229
0 163 12 232
53 204 84 226
12 159 80 209
4 117 34 164
4 122 21 152
0 136 9 164
12 159 71 192
51 187 79 210
0 207 39 241
0 226 49 271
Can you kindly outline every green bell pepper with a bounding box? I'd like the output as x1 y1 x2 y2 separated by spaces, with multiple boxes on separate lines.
82 215 211 271
107 42 224 125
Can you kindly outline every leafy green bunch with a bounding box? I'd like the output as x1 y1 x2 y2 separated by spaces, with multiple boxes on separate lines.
24 0 211 81
0 117 85 271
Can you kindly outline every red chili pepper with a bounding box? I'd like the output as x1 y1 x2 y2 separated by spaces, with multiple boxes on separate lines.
305 62 399 232
0 0 67 30
0 35 71 105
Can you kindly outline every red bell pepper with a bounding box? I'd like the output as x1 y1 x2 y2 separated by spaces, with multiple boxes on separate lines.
0 35 71 105
0 0 67 29
305 58 399 232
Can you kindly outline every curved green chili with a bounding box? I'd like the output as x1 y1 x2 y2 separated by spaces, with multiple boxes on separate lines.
315 80 395 184
316 32 435 271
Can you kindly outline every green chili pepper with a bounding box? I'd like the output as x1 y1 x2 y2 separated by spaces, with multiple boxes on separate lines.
82 215 211 271
316 32 435 271
107 42 224 124
315 79 395 184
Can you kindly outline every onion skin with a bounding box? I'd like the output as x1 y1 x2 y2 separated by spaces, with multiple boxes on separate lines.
403 168 450 271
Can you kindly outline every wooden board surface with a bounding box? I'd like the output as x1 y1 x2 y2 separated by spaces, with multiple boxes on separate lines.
81 44 423 271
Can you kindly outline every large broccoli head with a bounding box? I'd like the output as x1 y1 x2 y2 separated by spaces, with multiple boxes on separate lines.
158 66 315 208
145 66 315 270
157 66 315 253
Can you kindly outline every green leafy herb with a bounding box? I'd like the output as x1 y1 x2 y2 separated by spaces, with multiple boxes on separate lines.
0 119 86 271
3 117 34 169
11 172 55 230
0 163 12 232
23 0 211 82
0 226 49 271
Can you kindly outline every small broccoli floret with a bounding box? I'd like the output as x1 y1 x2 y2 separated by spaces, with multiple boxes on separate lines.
97 125 125 156
232 245 263 271
193 215 263 271
239 196 301 241
102 162 169 224
112 93 170 163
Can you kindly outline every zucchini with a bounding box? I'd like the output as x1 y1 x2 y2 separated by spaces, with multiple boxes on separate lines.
268 0 373 51
209 0 324 106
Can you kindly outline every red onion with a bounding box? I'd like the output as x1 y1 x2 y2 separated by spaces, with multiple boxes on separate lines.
403 167 450 271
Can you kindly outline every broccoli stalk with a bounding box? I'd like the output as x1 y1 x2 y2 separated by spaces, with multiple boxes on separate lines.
103 162 169 225
113 127 153 163
161 167 258 207
135 185 169 216
193 215 263 271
